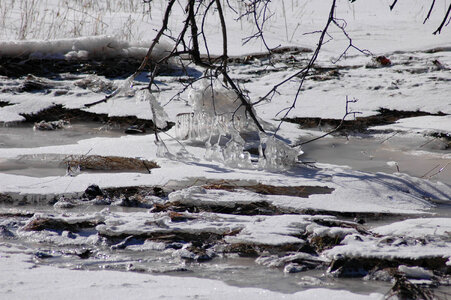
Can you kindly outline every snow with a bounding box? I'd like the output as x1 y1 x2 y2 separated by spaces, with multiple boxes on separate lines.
0 36 170 60
1 0 449 56
371 115 451 134
371 218 451 239
324 218 451 262
324 233 451 261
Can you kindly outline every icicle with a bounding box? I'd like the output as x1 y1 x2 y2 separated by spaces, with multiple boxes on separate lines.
116 75 135 97
204 134 224 162
155 140 174 159
174 78 303 170
138 89 169 129
223 136 253 169
175 113 192 140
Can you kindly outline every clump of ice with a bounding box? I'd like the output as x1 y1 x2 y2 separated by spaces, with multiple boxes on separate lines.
324 232 451 262
176 79 301 170
258 133 303 171
138 89 168 129
155 140 174 159
398 265 433 280
74 75 115 93
256 252 326 268
177 79 255 141
116 75 136 97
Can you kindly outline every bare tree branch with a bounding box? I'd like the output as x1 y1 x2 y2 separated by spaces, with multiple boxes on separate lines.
294 96 360 146
423 0 436 24
215 0 228 70
433 3 451 34
389 0 398 11
274 0 337 135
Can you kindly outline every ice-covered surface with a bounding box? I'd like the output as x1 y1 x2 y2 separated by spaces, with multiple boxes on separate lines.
371 218 451 239
91 210 358 248
325 218 451 262
169 183 439 215
0 245 383 300
324 232 451 261
0 132 449 211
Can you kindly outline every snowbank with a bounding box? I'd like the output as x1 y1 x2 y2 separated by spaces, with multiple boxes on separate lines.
0 36 169 60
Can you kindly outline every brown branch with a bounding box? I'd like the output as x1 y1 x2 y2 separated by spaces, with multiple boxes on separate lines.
215 0 228 70
188 0 210 68
132 0 177 78
331 18 372 63
221 70 265 133
200 0 217 66
84 0 177 108
184 0 265 133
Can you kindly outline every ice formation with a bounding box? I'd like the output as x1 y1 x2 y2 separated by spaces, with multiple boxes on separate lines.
175 79 301 170
74 75 115 93
258 133 303 171
176 79 254 141
138 89 168 129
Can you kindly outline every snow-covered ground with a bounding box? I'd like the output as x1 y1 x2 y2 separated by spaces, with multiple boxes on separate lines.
0 0 450 298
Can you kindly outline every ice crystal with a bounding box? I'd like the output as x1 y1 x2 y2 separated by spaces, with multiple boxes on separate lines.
258 133 303 171
116 75 135 97
138 89 169 129
176 79 255 141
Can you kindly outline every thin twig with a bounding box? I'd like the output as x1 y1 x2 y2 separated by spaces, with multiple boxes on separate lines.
423 0 436 24
389 0 398 11
433 3 451 34
294 97 359 146
274 0 337 135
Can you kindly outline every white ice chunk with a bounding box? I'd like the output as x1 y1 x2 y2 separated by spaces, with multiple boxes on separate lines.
398 265 433 279
258 134 303 171
138 89 168 129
